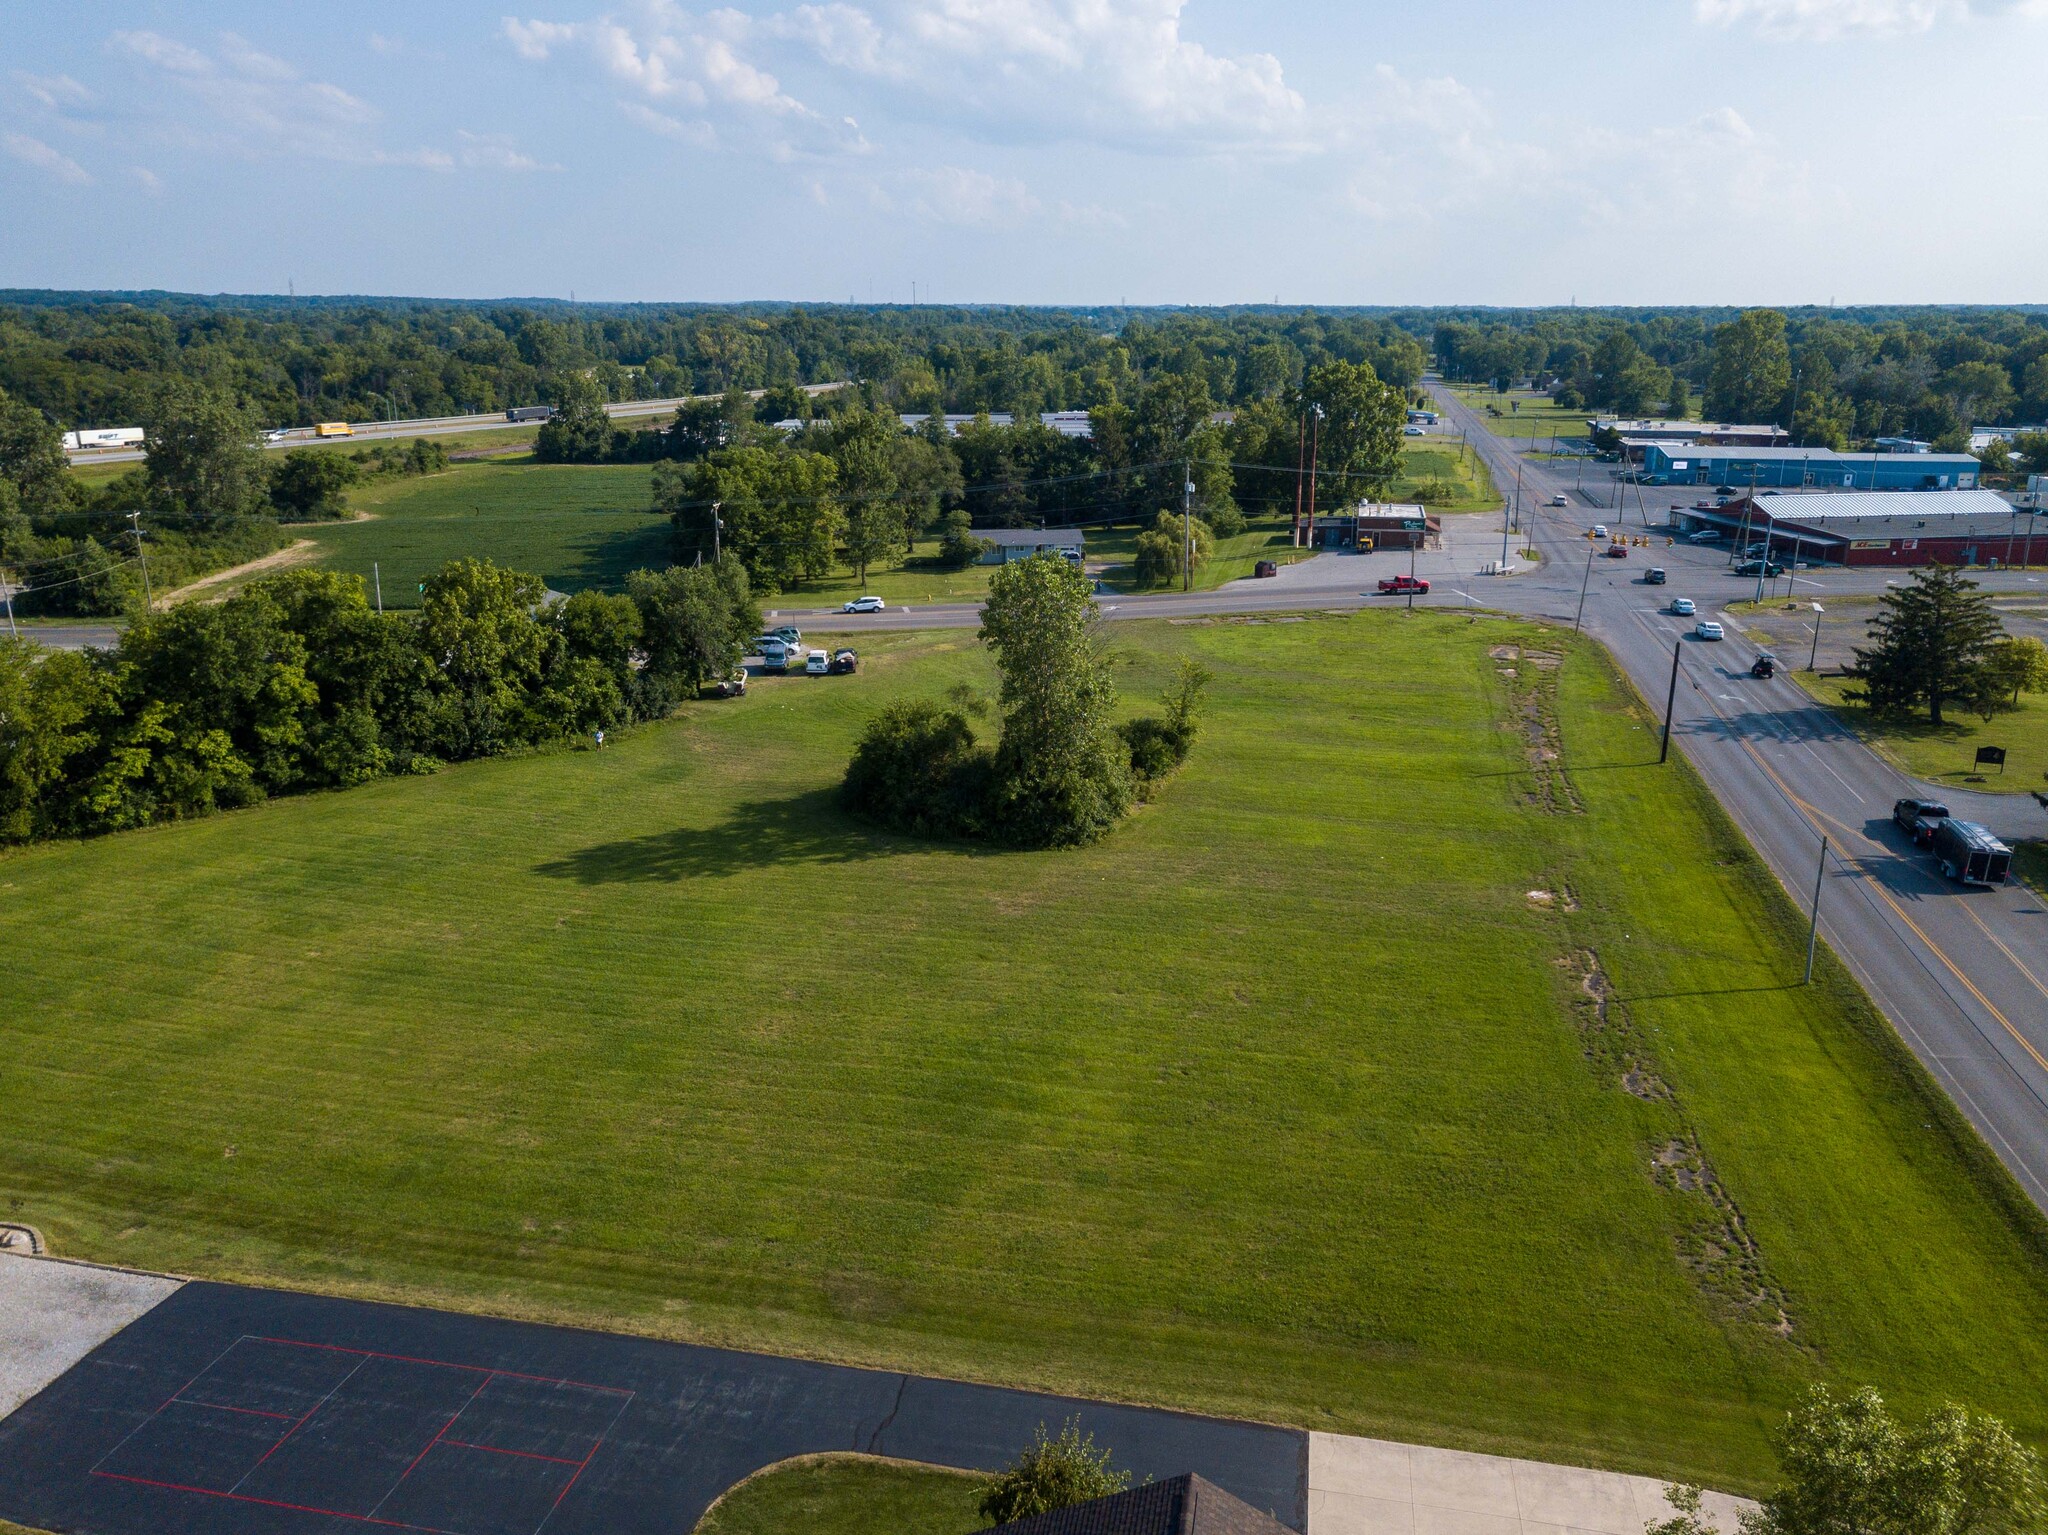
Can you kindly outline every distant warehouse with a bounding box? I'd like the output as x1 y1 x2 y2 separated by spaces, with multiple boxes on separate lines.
1641 444 1979 491
1673 489 2039 568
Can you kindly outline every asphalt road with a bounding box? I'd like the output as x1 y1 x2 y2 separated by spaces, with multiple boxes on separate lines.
1424 381 2048 1213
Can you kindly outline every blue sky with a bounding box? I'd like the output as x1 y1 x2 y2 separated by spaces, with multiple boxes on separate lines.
2 1 2043 304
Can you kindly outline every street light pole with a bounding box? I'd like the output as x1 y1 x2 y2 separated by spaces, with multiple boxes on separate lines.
1660 639 1682 763
1807 603 1824 672
1182 463 1193 594
1804 834 1829 985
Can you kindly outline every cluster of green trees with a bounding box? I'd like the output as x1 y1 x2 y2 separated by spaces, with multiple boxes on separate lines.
629 359 1405 596
0 382 446 616
842 557 1207 848
1848 565 2048 726
0 293 1427 431
0 555 757 846
1435 306 2048 452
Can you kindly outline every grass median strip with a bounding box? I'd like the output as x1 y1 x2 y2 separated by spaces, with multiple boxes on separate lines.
3 614 2046 1491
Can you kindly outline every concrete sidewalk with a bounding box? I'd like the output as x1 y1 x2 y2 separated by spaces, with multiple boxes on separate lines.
1308 1432 1753 1535
0 1254 181 1420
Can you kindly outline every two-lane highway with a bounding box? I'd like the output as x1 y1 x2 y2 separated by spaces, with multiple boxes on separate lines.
1427 380 2048 1210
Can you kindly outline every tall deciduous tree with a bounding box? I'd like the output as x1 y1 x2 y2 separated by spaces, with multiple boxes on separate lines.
535 371 612 463
1848 564 2005 726
0 388 73 518
978 555 1132 847
1298 358 1406 508
824 406 903 583
143 381 269 524
1705 309 1793 424
1740 1385 2042 1535
626 556 758 701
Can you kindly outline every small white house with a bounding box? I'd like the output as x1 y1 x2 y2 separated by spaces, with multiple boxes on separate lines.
977 528 1086 565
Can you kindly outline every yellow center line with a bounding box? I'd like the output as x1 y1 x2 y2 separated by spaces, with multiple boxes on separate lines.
1733 737 2048 1074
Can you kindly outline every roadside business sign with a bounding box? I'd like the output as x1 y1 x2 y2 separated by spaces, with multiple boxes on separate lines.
1976 746 2008 772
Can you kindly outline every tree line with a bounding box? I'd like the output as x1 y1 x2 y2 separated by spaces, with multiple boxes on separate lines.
1434 306 2048 455
0 555 757 846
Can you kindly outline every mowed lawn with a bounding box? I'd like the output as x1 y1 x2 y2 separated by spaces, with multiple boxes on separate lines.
1799 672 2048 792
313 460 669 601
5 616 2048 1492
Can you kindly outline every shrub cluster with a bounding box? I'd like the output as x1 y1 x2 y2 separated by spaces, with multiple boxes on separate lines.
842 557 1206 849
0 554 757 846
977 1420 1129 1526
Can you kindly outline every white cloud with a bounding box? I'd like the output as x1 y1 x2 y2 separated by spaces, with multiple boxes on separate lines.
505 6 870 156
15 71 95 111
457 129 559 170
897 164 1041 225
102 29 483 171
3 131 92 184
126 164 165 195
1693 0 2041 38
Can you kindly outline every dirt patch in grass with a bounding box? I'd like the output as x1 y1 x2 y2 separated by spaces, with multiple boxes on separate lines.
1560 950 1668 1103
1496 648 1582 813
1652 1137 1796 1342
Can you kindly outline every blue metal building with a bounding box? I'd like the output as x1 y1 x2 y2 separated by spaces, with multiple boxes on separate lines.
1639 445 1979 491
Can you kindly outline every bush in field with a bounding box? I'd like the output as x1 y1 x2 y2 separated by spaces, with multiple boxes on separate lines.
840 698 989 839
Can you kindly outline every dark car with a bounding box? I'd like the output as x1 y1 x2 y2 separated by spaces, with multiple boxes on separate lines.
1715 485 1736 495
1893 797 1951 847
831 648 858 674
1254 559 1279 578
1645 567 1667 584
1733 558 1786 577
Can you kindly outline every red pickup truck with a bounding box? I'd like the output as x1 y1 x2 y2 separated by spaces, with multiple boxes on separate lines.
1377 574 1430 595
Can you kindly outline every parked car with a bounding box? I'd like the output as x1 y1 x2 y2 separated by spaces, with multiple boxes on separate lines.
1254 559 1279 578
1551 493 1568 507
1714 485 1736 495
1733 558 1786 578
707 669 747 698
1645 567 1667 585
831 648 858 674
1592 524 1610 539
804 648 830 675
1695 620 1725 641
1404 425 1427 436
1750 652 1777 679
1669 597 1696 616
1604 543 1629 559
1378 574 1430 595
843 595 886 613
1892 797 1951 847
769 625 803 649
1686 530 1723 545
760 640 793 672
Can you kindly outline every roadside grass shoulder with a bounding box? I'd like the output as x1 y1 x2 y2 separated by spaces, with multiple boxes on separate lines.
4 616 2048 1491
1095 515 1299 593
1444 385 1595 441
693 1455 979 1535
2014 842 2048 894
1795 672 2048 792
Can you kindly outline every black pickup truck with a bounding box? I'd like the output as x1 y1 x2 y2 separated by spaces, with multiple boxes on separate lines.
1892 798 1951 848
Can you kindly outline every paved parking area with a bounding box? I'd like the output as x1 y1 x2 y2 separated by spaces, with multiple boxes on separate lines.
0 1279 1305 1535
1307 1432 1751 1535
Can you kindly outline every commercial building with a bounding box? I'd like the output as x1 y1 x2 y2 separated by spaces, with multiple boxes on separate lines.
1591 419 1788 447
975 528 1085 565
1670 489 2039 568
1295 503 1438 551
1639 444 1979 490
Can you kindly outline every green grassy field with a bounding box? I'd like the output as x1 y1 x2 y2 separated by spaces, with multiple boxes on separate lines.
1392 441 1499 512
694 1456 980 1535
5 615 2047 1492
1797 673 2048 792
1445 385 1597 442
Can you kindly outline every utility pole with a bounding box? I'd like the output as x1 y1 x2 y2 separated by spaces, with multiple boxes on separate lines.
1305 406 1322 551
2 571 16 639
1804 834 1829 985
1292 412 1306 546
1511 457 1524 534
1807 603 1824 672
1660 640 1682 763
713 500 723 562
1752 507 1773 605
373 562 383 613
126 510 152 610
1408 536 1418 611
1574 541 1596 633
1181 463 1193 594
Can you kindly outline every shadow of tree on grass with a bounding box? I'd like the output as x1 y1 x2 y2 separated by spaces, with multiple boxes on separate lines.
533 786 941 883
